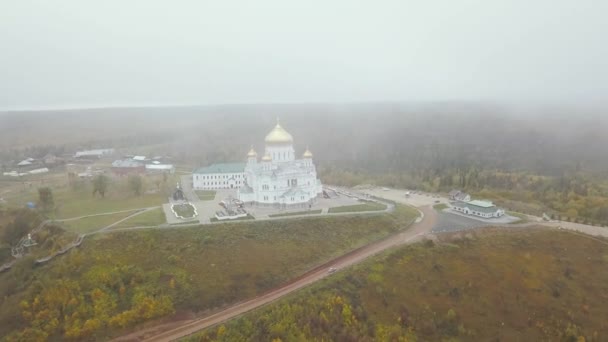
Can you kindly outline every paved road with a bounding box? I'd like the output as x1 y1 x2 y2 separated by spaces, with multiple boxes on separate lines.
179 175 199 202
544 220 608 239
119 205 434 342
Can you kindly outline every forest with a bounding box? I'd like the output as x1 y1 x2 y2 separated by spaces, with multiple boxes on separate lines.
2 103 607 223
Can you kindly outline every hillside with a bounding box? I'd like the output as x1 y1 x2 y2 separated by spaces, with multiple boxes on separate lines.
192 228 608 341
0 205 418 341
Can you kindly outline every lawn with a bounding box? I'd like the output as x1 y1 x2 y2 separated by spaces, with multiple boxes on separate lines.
328 201 386 213
172 203 197 219
195 190 216 201
53 190 165 219
2 176 168 219
111 208 167 228
192 228 608 342
0 204 419 340
58 210 141 234
507 210 529 224
433 203 448 210
269 209 323 217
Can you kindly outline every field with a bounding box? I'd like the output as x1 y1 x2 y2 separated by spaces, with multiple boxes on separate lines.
59 210 141 234
195 190 216 201
0 205 419 340
193 228 608 342
53 191 164 219
327 201 387 213
0 171 174 219
433 203 448 210
268 209 323 217
111 208 167 228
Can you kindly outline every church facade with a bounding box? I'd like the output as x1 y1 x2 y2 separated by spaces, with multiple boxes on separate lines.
238 121 323 207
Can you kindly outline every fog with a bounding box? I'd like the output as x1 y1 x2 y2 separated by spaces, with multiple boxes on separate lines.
1 0 607 110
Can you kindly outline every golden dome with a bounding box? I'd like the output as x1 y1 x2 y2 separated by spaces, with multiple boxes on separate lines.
261 153 272 162
247 146 257 157
303 147 313 158
265 120 293 144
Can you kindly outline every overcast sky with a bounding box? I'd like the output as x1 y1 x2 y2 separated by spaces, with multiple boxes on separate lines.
0 0 606 110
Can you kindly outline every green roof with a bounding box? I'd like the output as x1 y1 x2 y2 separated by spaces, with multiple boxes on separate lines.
468 200 495 208
452 200 501 214
194 163 246 174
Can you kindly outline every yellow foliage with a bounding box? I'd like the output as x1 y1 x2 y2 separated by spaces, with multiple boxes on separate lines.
217 324 227 336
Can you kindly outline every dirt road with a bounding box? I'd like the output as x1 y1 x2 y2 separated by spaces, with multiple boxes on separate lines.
116 205 436 342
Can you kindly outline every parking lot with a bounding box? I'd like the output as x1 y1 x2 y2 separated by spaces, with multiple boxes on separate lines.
359 187 449 208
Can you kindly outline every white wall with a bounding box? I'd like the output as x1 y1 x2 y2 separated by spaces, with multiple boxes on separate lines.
193 172 246 190
265 145 295 163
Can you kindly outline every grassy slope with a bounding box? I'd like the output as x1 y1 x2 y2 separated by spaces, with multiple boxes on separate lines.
53 191 164 219
59 210 140 234
0 205 419 340
112 208 167 228
193 229 608 342
433 203 448 210
328 201 387 213
1 173 170 219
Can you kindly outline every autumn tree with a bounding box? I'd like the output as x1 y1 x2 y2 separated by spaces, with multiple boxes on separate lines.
37 187 54 212
93 174 109 198
128 174 143 196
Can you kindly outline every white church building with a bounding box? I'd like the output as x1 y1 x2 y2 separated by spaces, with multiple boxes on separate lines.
239 120 323 207
192 120 323 207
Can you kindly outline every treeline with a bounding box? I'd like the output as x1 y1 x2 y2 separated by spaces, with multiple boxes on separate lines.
3 103 608 222
2 103 608 172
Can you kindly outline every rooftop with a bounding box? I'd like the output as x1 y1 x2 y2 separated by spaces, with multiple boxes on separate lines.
112 159 144 168
146 164 174 170
74 149 114 157
451 200 502 214
194 162 246 174
468 200 495 208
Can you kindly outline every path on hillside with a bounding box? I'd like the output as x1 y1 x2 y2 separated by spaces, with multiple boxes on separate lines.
114 205 434 342
0 206 162 272
53 207 161 223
